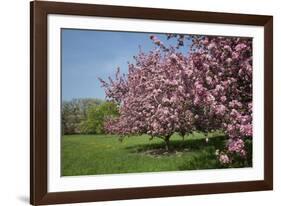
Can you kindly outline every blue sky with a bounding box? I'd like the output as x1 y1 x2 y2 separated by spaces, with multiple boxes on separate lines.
62 29 190 101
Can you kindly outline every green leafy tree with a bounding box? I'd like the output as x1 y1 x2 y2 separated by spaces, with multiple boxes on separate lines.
62 98 103 135
80 101 119 134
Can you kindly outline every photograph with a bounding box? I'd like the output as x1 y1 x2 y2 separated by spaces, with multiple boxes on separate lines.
30 1 273 204
61 29 253 176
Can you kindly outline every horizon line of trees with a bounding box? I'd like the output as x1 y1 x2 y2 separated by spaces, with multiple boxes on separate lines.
62 98 118 135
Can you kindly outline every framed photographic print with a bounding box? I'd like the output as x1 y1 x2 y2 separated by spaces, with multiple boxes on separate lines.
30 1 273 205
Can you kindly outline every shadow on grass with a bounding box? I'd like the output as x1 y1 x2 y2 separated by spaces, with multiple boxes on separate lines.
125 135 227 170
125 135 227 155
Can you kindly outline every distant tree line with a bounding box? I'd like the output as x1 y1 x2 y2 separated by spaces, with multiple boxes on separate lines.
62 98 118 135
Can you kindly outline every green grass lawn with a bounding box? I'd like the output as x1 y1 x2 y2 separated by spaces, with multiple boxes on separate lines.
62 132 231 176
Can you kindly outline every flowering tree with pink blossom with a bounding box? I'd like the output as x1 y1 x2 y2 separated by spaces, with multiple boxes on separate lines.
99 33 252 165
100 48 195 150
185 35 253 165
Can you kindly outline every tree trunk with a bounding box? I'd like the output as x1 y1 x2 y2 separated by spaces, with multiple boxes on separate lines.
179 132 185 141
164 136 171 151
180 134 185 148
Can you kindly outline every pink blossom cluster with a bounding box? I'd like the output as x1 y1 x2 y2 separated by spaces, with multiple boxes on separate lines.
227 138 246 156
218 153 231 164
185 35 253 163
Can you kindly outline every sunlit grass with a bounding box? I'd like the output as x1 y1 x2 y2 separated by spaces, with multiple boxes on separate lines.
61 132 233 176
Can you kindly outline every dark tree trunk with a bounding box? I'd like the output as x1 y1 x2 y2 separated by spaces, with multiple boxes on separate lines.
180 133 185 148
178 131 185 140
164 136 171 151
